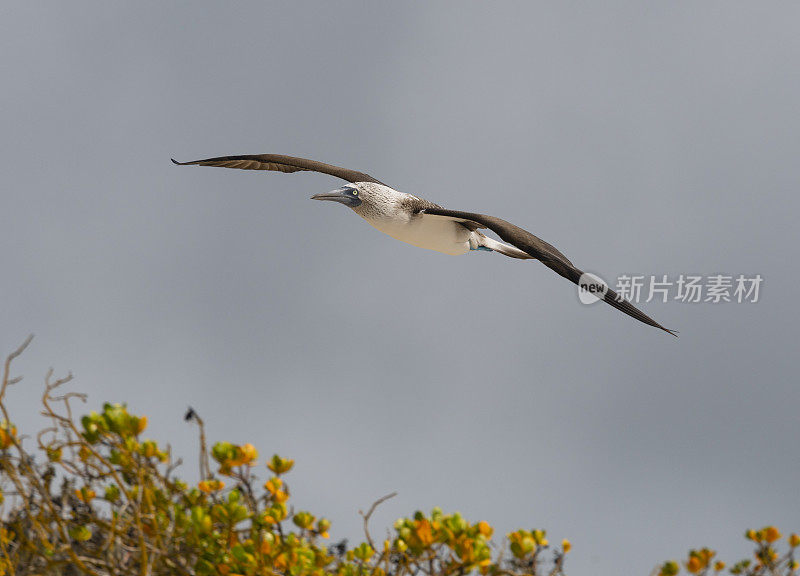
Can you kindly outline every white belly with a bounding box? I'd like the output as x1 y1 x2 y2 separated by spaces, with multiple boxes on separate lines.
364 213 472 256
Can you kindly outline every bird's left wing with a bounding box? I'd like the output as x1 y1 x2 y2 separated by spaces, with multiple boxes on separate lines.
421 207 677 336
413 212 485 231
171 154 386 186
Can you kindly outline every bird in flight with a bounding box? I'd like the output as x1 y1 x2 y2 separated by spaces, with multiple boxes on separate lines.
172 154 676 336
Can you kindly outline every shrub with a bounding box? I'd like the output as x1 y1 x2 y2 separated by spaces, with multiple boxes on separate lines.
0 337 568 576
0 338 795 576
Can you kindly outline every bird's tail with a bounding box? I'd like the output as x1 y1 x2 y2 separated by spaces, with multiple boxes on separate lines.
475 233 534 259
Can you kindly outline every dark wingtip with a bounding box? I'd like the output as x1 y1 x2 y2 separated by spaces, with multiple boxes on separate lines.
598 285 679 338
171 158 182 165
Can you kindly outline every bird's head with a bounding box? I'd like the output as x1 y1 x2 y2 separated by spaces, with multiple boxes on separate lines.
310 183 367 209
311 182 400 221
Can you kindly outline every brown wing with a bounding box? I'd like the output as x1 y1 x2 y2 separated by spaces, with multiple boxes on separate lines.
422 207 677 336
171 154 386 186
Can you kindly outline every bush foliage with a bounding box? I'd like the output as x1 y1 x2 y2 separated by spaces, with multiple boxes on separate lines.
0 338 796 576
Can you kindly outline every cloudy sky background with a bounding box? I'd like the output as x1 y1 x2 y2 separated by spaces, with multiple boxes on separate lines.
2 3 798 574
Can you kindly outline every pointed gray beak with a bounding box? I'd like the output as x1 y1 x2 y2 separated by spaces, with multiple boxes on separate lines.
311 186 362 207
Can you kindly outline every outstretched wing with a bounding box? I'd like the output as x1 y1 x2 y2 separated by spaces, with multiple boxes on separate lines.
422 207 677 336
171 154 386 186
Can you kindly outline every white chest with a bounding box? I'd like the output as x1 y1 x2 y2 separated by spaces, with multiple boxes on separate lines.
362 212 473 256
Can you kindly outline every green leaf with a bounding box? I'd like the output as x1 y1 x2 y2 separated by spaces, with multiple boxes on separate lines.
353 542 374 561
69 525 92 542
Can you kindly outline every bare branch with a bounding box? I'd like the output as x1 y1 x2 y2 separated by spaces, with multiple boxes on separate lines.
184 406 211 480
359 491 397 551
6 334 33 364
1 334 34 399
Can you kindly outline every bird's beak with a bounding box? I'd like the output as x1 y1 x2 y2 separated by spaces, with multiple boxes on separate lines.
311 186 362 207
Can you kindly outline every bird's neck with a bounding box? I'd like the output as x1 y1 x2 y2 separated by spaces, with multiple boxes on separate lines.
353 186 414 222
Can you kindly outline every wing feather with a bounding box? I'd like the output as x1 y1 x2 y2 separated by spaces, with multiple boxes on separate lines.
171 154 386 185
422 207 677 336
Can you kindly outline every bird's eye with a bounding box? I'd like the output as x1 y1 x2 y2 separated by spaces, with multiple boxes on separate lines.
352 190 358 195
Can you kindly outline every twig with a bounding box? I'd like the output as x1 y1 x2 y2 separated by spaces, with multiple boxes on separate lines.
1 334 33 400
185 407 211 480
359 491 397 551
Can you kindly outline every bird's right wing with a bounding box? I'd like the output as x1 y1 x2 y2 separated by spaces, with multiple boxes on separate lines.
171 154 386 186
421 207 677 336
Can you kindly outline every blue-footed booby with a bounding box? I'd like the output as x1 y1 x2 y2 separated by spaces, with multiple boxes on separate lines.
172 154 676 336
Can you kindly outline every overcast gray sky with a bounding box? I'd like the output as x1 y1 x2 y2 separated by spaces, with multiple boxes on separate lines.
2 2 798 574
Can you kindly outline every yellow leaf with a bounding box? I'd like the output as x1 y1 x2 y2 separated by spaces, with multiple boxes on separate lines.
0 428 14 449
260 539 272 554
198 479 224 493
75 487 96 503
764 526 781 543
265 477 283 494
414 519 434 547
267 455 295 475
79 445 92 462
240 443 258 464
686 556 702 574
